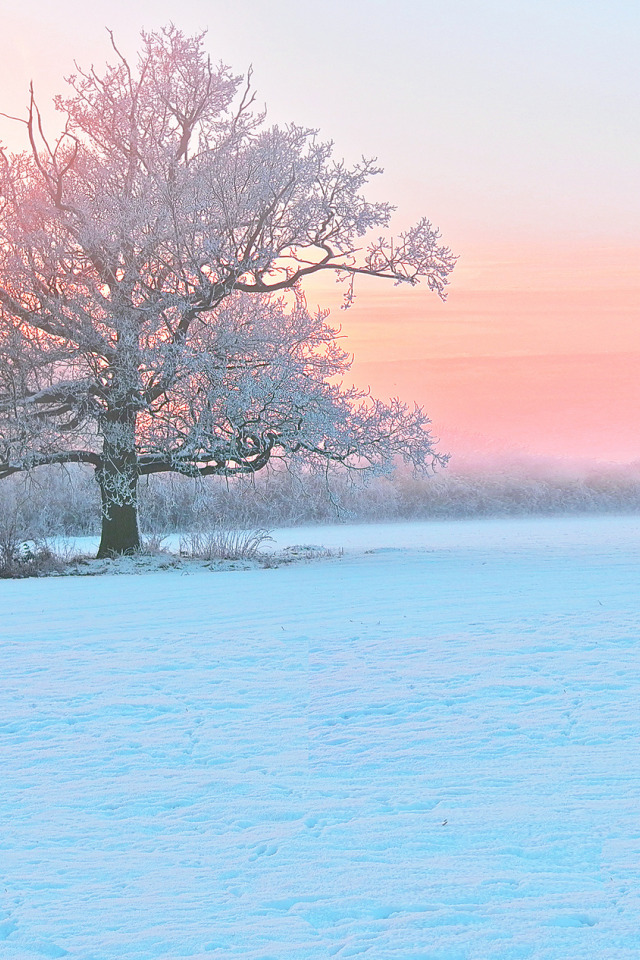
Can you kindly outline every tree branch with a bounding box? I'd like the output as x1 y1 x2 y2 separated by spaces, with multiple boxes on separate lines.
0 450 100 479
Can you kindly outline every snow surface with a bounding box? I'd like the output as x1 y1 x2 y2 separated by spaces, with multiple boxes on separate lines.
2 514 640 958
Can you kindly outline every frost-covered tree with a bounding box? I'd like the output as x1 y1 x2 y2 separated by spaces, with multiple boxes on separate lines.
0 27 455 557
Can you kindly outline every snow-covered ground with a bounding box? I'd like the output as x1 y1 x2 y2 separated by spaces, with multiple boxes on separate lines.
2 514 640 959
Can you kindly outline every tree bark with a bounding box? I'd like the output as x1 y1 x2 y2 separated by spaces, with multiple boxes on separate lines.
96 408 141 557
97 482 141 557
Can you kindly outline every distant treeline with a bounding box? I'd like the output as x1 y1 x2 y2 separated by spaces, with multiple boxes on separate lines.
2 461 640 540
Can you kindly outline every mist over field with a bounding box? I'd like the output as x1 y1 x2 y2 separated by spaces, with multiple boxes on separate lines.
3 456 640 547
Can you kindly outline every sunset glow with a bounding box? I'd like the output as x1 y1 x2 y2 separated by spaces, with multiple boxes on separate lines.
1 0 638 468
307 243 640 464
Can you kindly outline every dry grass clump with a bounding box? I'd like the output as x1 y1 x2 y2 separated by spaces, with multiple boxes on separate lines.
179 527 273 562
0 534 67 578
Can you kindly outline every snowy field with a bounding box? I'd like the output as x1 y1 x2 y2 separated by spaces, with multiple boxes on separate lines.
2 514 640 959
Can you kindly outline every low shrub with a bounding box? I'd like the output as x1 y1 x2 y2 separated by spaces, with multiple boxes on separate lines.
180 527 273 561
0 536 67 578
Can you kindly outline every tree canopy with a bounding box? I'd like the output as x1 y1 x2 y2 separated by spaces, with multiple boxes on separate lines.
0 26 455 556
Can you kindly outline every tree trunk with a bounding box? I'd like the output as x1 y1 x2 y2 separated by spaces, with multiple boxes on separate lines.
97 484 141 557
96 410 141 557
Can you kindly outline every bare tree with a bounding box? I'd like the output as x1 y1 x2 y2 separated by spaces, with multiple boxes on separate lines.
0 26 455 556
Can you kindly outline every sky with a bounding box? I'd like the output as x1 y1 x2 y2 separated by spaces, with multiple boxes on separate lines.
1 0 638 466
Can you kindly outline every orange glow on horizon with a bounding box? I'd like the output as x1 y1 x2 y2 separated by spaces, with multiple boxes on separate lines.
304 243 640 465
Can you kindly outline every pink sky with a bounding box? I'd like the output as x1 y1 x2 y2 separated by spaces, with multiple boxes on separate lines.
1 0 638 467
304 242 640 465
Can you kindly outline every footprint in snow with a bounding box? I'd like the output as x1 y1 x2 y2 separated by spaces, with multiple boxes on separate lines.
249 842 279 861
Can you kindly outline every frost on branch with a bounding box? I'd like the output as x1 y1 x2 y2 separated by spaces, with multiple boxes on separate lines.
0 26 454 555
365 218 455 294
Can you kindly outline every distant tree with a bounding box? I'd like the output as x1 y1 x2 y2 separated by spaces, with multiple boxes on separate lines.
0 27 455 556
